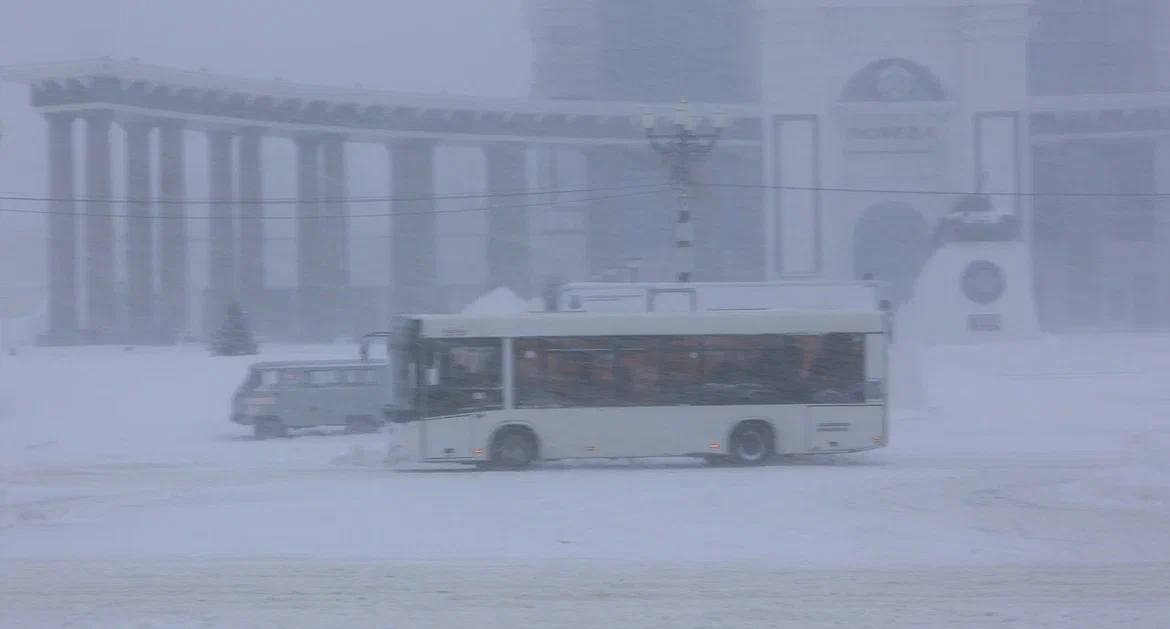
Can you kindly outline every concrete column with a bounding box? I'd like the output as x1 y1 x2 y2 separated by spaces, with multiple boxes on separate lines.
697 147 764 281
583 145 624 278
617 148 672 279
1157 137 1170 327
206 129 236 331
238 129 264 305
321 134 348 289
1155 1 1170 90
45 112 78 344
124 119 154 343
158 120 186 341
295 135 322 338
320 134 349 338
83 111 115 341
484 142 530 295
388 139 438 313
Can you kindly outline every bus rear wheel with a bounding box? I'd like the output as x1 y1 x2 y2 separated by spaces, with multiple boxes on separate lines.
490 431 536 470
729 422 774 466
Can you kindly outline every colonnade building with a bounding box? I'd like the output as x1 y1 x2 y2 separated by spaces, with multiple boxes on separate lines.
3 0 1170 344
531 0 1170 330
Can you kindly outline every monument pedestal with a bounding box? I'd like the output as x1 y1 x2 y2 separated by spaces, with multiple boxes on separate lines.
898 241 1039 345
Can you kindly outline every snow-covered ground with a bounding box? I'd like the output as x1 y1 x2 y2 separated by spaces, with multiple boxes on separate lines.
2 336 1170 627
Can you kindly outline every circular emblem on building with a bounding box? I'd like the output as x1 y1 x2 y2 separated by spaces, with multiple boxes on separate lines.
841 58 946 103
961 260 1006 304
875 64 917 102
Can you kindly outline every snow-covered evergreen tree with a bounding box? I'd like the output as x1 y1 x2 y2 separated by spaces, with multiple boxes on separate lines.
210 302 258 356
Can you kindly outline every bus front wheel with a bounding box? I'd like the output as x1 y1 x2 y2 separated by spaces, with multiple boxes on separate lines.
490 430 536 470
729 422 774 466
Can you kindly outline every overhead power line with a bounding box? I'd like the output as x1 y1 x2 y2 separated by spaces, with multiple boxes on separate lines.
0 187 675 220
4 180 1170 207
4 182 1169 221
699 182 1170 199
0 180 667 206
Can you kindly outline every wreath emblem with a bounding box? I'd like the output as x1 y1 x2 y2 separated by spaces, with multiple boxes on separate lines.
961 260 1006 304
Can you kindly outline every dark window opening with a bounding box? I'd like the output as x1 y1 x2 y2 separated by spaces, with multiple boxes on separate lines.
514 334 867 409
421 339 504 418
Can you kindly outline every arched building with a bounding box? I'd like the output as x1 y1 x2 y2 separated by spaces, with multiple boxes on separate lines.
528 0 1170 330
3 0 1169 343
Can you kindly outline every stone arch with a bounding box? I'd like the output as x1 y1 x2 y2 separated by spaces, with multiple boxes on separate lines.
841 58 946 103
853 203 931 304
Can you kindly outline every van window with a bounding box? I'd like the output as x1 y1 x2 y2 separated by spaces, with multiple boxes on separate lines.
344 369 378 386
254 370 281 391
307 370 341 387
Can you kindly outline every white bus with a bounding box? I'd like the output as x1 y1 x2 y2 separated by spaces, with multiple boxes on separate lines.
385 310 888 468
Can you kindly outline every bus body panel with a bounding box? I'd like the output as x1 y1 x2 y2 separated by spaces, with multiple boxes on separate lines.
391 403 881 464
421 413 478 459
804 404 885 452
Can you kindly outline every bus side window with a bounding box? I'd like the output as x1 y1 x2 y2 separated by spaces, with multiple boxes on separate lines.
806 333 866 403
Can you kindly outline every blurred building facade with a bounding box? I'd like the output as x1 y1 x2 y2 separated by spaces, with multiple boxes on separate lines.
2 1 1168 344
527 0 1170 332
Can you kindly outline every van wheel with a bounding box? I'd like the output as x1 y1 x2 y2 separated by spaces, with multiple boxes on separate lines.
729 422 774 465
491 431 536 470
253 417 287 440
345 416 380 434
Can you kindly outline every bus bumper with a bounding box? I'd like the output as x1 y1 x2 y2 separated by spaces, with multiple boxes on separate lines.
386 422 421 466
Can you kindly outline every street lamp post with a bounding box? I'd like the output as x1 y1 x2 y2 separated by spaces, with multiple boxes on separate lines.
643 99 726 282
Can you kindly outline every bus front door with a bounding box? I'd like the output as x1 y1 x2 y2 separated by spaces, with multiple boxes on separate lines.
420 385 503 460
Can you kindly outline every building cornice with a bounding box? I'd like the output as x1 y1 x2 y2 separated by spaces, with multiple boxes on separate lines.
0 59 761 144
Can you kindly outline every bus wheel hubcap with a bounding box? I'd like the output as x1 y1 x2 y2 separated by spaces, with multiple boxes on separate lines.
500 439 528 465
738 432 764 460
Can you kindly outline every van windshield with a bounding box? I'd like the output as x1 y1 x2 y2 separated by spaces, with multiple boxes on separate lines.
244 369 282 391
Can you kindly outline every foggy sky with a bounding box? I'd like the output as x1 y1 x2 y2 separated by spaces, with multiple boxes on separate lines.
0 0 530 287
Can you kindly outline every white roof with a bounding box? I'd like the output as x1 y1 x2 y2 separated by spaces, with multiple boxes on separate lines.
411 310 884 339
461 286 529 315
251 359 381 370
563 279 880 290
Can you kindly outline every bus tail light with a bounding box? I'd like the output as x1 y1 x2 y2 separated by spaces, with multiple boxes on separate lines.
709 443 720 450
473 448 485 455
